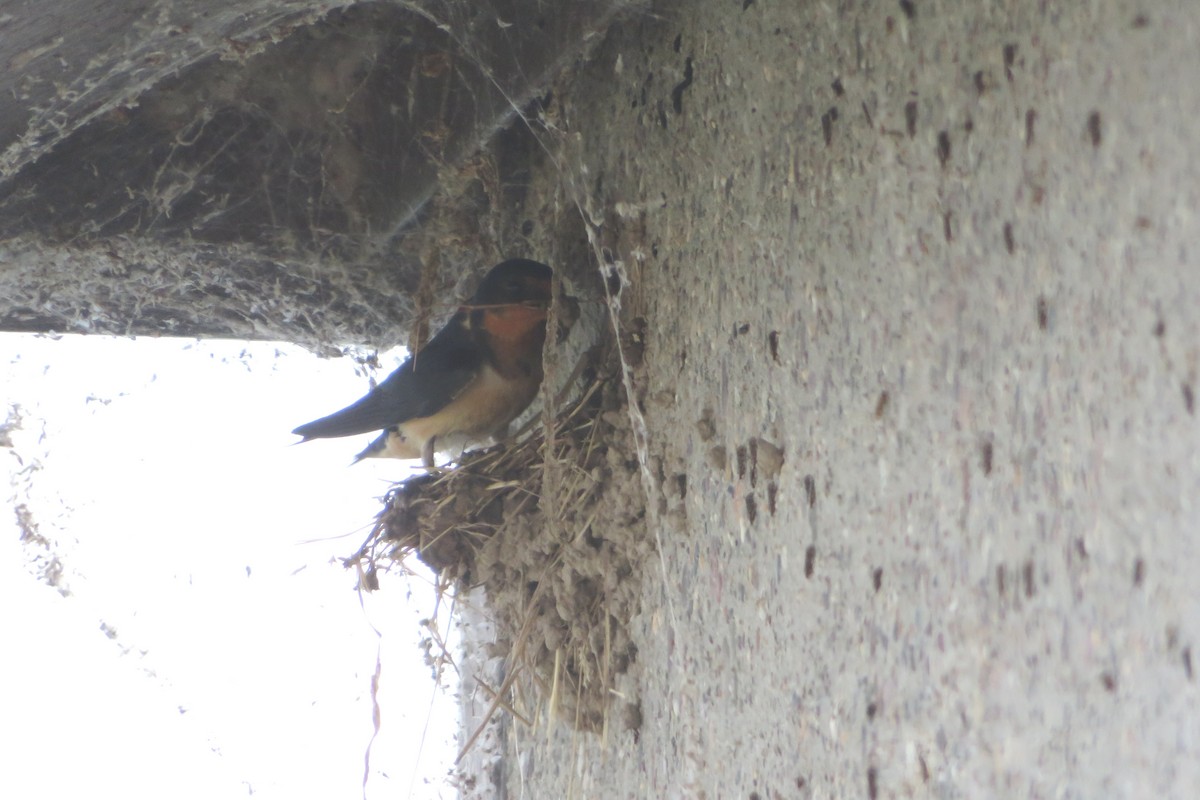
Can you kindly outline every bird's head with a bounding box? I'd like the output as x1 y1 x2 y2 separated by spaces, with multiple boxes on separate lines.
470 259 554 309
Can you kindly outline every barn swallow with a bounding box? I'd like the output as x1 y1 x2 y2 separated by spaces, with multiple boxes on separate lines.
293 259 560 468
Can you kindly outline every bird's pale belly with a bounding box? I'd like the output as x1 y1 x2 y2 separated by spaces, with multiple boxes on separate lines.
398 363 540 449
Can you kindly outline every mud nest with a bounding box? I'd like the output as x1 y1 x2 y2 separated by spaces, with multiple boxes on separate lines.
348 359 650 732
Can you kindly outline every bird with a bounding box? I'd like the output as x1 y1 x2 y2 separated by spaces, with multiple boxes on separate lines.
293 258 557 468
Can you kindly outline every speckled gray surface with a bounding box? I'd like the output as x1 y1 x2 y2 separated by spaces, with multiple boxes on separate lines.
463 1 1200 797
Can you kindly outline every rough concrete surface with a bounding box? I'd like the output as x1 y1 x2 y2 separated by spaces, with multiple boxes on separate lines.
459 1 1200 797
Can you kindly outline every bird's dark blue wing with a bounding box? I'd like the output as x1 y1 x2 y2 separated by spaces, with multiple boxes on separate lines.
291 317 482 441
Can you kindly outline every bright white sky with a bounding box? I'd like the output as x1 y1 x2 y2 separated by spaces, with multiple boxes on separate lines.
0 334 458 799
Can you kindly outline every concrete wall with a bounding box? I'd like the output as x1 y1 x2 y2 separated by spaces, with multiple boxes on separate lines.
470 1 1200 796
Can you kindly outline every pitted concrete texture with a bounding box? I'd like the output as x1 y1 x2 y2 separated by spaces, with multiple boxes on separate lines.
467 1 1200 797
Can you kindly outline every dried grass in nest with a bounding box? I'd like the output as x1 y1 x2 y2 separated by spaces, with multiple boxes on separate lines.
347 364 649 735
